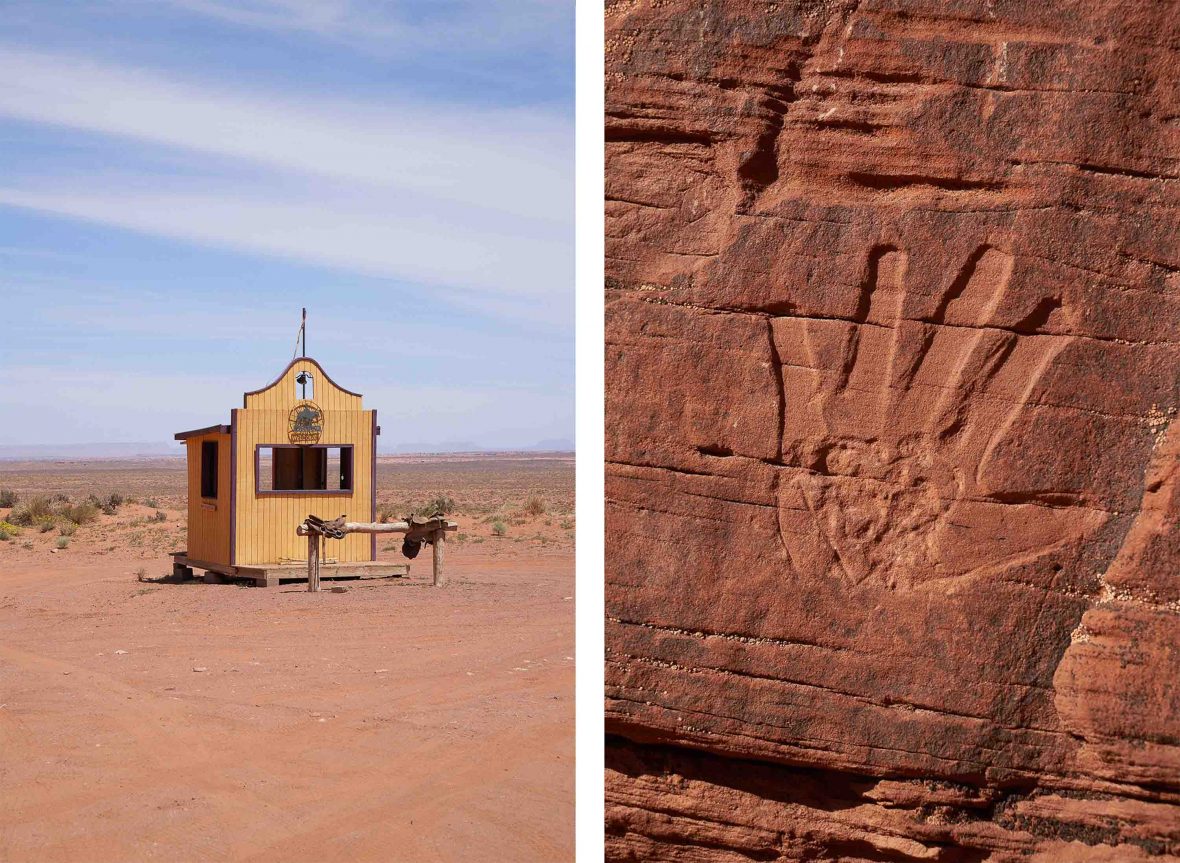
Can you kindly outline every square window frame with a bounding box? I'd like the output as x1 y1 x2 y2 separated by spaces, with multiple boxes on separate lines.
254 443 355 496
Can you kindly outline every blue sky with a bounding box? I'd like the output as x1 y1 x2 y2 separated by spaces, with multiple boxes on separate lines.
0 0 573 451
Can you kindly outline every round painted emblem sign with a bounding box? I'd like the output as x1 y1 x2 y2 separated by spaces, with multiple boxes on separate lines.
288 400 323 443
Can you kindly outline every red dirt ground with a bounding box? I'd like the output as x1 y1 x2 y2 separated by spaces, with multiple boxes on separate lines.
0 455 574 862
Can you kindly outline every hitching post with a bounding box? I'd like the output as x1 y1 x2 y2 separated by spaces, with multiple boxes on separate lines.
432 529 445 587
297 515 456 590
307 532 321 592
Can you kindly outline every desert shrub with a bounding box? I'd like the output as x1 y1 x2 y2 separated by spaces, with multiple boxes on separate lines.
39 520 56 533
376 502 402 523
416 495 456 517
58 522 77 537
92 493 121 515
50 492 71 503
0 527 11 541
0 489 18 507
153 510 167 522
83 492 123 515
524 496 546 517
55 536 70 549
491 520 507 537
21 541 33 549
62 502 99 526
0 520 20 533
560 518 574 530
143 497 158 508
9 496 53 526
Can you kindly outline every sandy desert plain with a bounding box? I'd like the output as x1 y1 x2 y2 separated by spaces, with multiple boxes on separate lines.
0 452 574 862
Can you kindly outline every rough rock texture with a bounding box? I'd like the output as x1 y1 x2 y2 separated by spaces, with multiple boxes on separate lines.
604 1 1180 859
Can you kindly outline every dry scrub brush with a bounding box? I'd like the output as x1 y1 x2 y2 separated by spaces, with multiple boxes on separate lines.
9 495 54 526
10 495 100 530
62 502 99 525
417 495 457 516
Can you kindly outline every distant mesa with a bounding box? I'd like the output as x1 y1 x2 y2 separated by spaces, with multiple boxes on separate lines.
0 438 575 461
0 442 179 461
385 438 574 455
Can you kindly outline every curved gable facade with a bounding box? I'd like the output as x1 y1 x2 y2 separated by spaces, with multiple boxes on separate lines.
177 356 377 569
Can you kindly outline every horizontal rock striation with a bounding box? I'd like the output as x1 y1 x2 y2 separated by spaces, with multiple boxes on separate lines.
604 0 1180 859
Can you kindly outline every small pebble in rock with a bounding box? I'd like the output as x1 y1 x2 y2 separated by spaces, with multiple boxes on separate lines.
114 650 128 655
193 667 208 673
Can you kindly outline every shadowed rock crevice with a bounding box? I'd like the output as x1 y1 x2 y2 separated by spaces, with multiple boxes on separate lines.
846 172 1004 193
607 734 1180 859
605 124 716 146
737 69 803 209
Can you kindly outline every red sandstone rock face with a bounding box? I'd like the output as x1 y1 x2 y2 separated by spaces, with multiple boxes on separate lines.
604 1 1180 859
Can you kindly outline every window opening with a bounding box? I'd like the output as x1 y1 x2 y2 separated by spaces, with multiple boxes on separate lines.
200 440 218 498
257 445 352 492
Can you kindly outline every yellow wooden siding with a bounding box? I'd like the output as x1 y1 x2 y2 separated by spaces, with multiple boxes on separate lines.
232 408 373 565
243 358 362 412
185 432 232 564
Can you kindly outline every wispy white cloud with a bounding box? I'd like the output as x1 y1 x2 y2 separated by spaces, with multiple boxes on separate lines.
0 182 570 326
166 0 361 34
0 46 572 327
158 0 572 59
0 47 570 224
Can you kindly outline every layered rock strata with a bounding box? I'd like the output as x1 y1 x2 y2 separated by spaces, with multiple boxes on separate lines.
604 1 1180 859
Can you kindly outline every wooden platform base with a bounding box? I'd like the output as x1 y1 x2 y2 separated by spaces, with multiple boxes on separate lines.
171 552 409 587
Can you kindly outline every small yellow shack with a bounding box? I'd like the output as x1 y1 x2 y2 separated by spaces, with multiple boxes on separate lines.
173 356 406 587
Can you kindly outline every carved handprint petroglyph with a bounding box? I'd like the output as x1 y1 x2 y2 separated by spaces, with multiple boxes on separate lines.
772 245 1107 590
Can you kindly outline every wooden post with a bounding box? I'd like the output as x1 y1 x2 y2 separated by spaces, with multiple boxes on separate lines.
314 535 322 592
432 529 445 587
307 532 321 592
